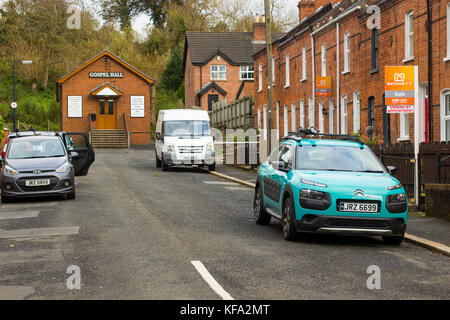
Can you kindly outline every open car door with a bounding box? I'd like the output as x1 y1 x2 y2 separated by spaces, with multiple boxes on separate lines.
63 133 95 176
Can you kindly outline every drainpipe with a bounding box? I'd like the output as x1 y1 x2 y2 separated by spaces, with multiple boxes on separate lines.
426 0 433 142
310 34 315 127
336 22 340 134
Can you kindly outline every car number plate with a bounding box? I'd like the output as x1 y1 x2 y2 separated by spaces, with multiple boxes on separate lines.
25 179 51 187
339 202 378 213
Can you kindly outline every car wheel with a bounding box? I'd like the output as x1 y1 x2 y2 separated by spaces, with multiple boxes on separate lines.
254 185 271 225
156 153 162 168
1 196 11 203
161 156 169 171
382 234 404 245
67 190 76 200
208 163 216 171
281 196 298 241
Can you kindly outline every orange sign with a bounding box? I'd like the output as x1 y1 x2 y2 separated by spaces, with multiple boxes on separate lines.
385 66 415 112
316 76 332 97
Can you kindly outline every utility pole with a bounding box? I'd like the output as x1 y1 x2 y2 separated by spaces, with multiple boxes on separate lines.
264 0 274 154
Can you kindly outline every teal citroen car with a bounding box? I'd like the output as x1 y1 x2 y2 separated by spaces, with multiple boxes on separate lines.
253 129 408 245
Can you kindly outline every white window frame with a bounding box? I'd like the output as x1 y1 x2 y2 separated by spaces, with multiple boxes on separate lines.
285 54 290 88
276 102 280 140
399 113 410 141
240 65 254 81
329 100 334 134
318 102 325 133
440 89 450 141
258 64 263 92
272 56 276 85
341 95 348 134
445 3 450 62
301 47 307 81
284 104 289 136
263 104 268 140
291 103 296 132
343 32 350 74
211 65 227 80
353 91 360 133
300 100 305 128
321 43 327 77
257 106 262 130
403 11 414 62
308 97 315 128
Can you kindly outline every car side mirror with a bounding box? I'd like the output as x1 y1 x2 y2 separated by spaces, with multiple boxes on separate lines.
156 133 163 142
272 161 290 172
387 166 397 175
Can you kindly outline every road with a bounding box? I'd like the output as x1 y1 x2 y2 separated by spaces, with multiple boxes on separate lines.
0 149 449 299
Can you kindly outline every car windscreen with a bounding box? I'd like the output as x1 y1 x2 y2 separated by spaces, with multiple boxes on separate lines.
163 120 211 137
296 145 386 173
7 137 66 159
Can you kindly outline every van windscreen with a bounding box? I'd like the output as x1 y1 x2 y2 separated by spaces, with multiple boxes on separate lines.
163 120 211 137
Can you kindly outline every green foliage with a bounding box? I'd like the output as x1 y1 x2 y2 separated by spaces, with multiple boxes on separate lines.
352 130 385 146
160 49 183 92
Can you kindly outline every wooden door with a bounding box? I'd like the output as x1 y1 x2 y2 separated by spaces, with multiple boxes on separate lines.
97 99 116 129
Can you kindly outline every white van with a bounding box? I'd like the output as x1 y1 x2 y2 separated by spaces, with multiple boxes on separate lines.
155 109 216 171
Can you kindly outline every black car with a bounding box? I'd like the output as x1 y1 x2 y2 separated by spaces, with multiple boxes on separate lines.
0 131 95 202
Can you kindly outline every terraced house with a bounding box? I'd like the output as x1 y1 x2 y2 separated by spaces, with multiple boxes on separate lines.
254 0 450 144
183 15 284 111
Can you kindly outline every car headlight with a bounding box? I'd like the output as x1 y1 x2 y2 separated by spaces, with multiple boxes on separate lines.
301 178 327 188
3 165 19 176
56 162 71 173
388 193 406 203
206 143 214 152
300 189 327 200
387 183 402 191
299 189 331 210
167 144 175 152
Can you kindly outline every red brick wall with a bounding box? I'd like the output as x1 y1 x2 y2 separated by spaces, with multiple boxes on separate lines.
60 56 153 145
254 0 450 143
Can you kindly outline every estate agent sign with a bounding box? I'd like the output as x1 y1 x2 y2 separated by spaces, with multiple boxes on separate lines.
385 66 415 113
315 76 333 97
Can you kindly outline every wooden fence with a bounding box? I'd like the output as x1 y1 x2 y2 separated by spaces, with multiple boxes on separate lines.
210 96 254 130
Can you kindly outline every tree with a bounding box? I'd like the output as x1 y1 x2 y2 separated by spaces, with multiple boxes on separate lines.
160 48 183 92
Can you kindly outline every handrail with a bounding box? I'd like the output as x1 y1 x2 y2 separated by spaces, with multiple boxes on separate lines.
122 113 128 133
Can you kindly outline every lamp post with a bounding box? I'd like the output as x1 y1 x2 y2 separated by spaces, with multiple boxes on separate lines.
12 60 33 132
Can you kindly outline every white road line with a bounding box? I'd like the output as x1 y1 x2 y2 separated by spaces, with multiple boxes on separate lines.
0 249 63 266
191 260 234 300
0 226 79 239
0 202 58 209
0 286 35 300
0 211 40 221
224 187 253 191
202 181 239 186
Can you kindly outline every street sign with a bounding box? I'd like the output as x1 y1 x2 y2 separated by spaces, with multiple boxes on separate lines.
11 102 17 109
385 66 415 113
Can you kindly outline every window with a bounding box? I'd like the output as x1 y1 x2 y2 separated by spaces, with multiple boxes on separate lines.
272 56 276 84
446 4 450 61
399 113 410 140
211 65 226 80
257 107 261 129
353 92 360 133
279 144 294 168
276 102 280 140
302 47 307 81
319 102 324 133
284 105 289 136
308 98 315 128
263 104 268 140
329 100 334 134
343 32 350 73
341 95 348 134
321 43 327 77
291 103 296 132
441 91 450 141
372 29 379 71
368 97 375 127
285 55 290 88
404 11 414 61
240 65 254 80
258 64 262 92
99 100 105 115
300 100 305 128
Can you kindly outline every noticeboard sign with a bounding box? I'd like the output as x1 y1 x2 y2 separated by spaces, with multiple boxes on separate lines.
385 66 415 113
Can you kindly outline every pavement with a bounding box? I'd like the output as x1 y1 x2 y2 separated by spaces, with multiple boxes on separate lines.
0 149 448 300
212 163 450 255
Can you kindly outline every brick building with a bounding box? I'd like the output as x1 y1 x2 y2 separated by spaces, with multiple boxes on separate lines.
183 16 285 110
254 0 450 144
56 50 155 147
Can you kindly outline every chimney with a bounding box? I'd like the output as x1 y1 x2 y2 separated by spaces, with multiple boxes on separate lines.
298 0 331 22
253 13 266 43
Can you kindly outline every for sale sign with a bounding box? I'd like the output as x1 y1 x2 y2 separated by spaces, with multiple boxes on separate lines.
385 66 415 113
316 76 332 97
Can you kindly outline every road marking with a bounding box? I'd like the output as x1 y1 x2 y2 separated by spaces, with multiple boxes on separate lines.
0 226 79 239
405 233 450 257
0 249 62 266
0 202 58 209
191 261 234 300
202 181 239 186
0 211 40 221
225 186 253 191
0 286 35 300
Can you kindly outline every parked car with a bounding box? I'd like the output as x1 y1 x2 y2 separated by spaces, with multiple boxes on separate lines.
155 109 216 171
0 131 95 202
253 128 408 245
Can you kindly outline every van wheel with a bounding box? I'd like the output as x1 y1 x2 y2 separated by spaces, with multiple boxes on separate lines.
161 156 169 171
254 185 271 225
382 234 404 245
281 196 298 241
156 153 162 168
208 163 216 171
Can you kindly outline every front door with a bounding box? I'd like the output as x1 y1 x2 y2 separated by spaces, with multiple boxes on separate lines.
207 94 219 111
97 99 116 129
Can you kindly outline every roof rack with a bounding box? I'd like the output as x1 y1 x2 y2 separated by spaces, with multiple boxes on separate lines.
282 127 365 147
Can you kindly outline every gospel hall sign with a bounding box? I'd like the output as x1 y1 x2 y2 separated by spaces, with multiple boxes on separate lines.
89 72 124 78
